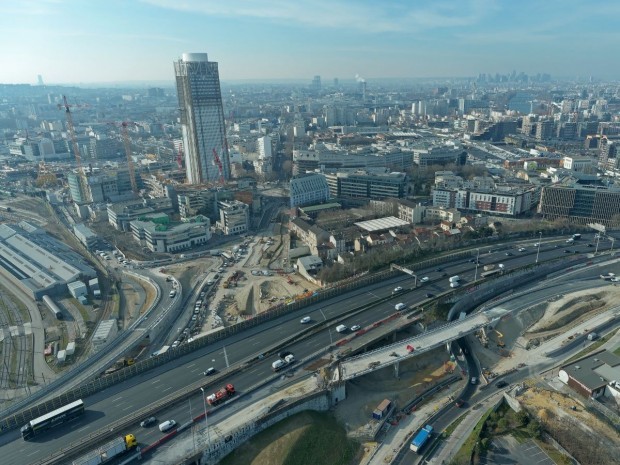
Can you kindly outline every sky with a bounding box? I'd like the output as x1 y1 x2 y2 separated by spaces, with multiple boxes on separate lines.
0 0 618 85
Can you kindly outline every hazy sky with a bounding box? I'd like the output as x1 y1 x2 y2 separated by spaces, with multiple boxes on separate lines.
1 0 618 85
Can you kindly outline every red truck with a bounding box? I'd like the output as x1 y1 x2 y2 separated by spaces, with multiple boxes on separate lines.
206 384 235 405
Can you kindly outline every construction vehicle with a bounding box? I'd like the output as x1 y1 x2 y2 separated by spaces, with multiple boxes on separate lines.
483 264 495 272
494 329 505 348
71 434 137 465
206 384 235 406
104 358 135 375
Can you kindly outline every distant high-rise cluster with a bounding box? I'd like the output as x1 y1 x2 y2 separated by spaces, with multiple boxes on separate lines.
174 52 229 185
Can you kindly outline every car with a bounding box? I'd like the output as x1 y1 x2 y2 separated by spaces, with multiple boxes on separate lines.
573 250 579 254
203 367 216 376
455 399 465 408
505 252 513 256
350 325 361 331
425 293 434 298
564 249 571 253
442 273 448 277
496 380 508 388
435 268 443 272
419 277 429 283
140 416 157 427
393 286 403 293
534 242 540 247
278 350 293 359
470 377 478 385
554 244 560 248
300 316 311 324
587 243 593 247
172 340 180 348
159 420 177 432
518 247 526 252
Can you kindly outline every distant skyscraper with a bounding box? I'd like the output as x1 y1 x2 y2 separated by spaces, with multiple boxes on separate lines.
312 75 321 92
37 74 44 86
174 52 229 184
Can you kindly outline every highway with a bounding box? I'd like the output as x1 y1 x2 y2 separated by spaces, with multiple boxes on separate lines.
0 234 604 464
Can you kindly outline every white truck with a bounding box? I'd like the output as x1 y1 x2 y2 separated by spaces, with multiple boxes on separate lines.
449 275 460 283
272 353 295 371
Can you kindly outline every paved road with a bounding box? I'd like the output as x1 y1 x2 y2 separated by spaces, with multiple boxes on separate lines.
0 235 602 464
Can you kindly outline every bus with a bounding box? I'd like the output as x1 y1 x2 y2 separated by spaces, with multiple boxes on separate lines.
21 399 85 440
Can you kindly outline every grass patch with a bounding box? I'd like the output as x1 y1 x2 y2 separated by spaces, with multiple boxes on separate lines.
451 407 494 464
443 412 468 437
614 346 620 356
70 298 91 323
220 411 359 465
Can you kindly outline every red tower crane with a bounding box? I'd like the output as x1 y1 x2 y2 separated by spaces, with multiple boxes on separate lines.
212 148 225 185
120 122 139 194
58 95 91 202
177 143 184 170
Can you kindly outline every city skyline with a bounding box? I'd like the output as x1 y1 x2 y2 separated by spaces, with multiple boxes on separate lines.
1 0 619 85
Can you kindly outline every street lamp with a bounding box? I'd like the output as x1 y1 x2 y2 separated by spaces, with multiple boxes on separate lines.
199 388 210 448
474 248 480 281
535 231 542 263
610 237 615 255
595 234 601 255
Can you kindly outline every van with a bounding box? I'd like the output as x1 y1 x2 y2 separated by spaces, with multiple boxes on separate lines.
336 324 348 333
395 303 406 311
159 420 177 432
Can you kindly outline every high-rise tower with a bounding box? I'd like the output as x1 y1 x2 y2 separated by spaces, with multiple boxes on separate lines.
174 53 229 184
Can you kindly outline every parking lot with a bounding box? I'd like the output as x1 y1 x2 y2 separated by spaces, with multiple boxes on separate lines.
479 436 556 465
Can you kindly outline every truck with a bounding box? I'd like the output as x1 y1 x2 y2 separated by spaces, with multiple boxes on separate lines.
72 434 137 465
272 353 296 371
449 275 460 283
483 264 495 272
410 424 433 453
206 383 236 405
104 358 135 375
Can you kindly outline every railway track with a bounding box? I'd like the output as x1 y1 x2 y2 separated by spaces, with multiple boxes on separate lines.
0 292 31 389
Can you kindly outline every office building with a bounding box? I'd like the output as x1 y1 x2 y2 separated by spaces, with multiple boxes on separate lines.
174 52 229 184
324 170 410 200
130 215 211 253
538 184 620 226
216 200 249 235
289 173 330 208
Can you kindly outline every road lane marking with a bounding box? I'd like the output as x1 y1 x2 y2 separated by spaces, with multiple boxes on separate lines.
75 426 89 433
187 363 195 368
26 450 40 457
111 396 123 402
191 368 201 373
123 405 134 411
367 292 379 298
151 379 161 384
162 386 173 392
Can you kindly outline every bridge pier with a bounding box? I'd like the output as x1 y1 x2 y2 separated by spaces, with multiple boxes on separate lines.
393 361 400 379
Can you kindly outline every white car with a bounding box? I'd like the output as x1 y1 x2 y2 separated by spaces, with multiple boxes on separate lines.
419 277 429 283
300 316 311 324
518 248 526 252
393 286 403 293
159 420 177 432
350 325 361 331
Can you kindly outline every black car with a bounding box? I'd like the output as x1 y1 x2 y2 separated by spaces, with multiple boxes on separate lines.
279 350 293 359
140 416 157 427
505 252 513 256
564 249 571 253
435 268 443 272
496 380 508 388
455 398 465 408
587 243 593 247
426 293 434 298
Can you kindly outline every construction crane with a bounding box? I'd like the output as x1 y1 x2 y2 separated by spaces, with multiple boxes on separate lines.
59 95 91 202
120 122 139 194
212 148 225 185
176 143 184 170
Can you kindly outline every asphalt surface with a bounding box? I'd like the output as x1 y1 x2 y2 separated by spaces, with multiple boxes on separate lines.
0 235 603 465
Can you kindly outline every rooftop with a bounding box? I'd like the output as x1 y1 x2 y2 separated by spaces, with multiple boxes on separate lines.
354 216 410 233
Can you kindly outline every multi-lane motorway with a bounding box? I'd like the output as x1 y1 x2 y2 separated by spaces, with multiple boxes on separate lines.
0 234 605 464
